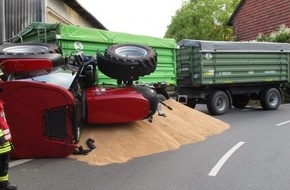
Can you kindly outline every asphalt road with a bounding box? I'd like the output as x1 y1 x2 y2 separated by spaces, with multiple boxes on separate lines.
9 104 290 190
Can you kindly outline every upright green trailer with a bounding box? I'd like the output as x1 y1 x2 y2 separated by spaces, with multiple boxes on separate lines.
176 39 290 115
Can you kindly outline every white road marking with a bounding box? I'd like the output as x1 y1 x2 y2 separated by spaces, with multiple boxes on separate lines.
208 141 245 177
275 120 290 126
9 159 33 168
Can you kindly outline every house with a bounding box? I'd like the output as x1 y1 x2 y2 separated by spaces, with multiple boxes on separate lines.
0 0 106 43
228 0 290 41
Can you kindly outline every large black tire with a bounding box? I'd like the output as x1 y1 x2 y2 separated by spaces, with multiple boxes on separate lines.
157 94 167 101
0 43 64 68
232 95 249 109
207 91 230 115
260 88 281 110
131 85 158 119
0 43 62 55
97 43 157 81
186 98 197 109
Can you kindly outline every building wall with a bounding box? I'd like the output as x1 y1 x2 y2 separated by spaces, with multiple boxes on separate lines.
46 0 94 27
0 0 44 43
0 0 104 43
232 0 290 41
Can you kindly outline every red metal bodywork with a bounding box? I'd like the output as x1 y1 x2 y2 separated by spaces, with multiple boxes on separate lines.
0 55 158 158
0 81 78 158
1 59 53 74
86 87 150 123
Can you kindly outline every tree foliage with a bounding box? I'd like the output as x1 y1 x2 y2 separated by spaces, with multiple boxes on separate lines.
164 0 239 41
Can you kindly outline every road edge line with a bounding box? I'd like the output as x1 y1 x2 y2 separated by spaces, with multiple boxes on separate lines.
10 159 33 168
275 120 290 126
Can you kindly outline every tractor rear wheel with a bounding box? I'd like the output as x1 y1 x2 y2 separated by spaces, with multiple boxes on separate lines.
0 43 62 55
0 43 64 67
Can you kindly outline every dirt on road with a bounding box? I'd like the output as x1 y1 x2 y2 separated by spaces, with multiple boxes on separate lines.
70 99 230 166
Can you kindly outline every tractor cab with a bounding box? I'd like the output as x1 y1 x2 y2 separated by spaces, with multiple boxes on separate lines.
0 42 159 158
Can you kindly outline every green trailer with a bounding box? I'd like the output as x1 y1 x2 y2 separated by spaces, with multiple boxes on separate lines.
13 22 177 85
176 39 290 115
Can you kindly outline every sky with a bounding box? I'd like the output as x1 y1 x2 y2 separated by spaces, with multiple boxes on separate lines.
77 0 185 38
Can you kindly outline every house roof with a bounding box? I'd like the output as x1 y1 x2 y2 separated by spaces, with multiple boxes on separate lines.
63 0 107 30
227 0 245 26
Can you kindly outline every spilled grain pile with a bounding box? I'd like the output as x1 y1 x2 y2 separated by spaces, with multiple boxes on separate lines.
70 99 230 166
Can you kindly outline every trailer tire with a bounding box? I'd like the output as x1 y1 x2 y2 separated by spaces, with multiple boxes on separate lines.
207 91 229 115
97 43 157 81
186 98 197 108
232 95 249 109
260 88 281 110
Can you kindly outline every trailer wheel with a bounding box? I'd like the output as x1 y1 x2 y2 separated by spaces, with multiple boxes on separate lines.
232 95 249 109
97 43 157 81
260 88 281 110
186 98 197 108
207 91 229 115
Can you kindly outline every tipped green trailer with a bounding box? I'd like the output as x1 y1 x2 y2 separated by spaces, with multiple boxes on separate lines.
176 39 290 115
13 22 177 85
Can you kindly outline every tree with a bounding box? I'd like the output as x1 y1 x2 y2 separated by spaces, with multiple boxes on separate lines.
164 0 239 41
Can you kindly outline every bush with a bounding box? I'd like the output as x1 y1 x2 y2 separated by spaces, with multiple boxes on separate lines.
256 24 290 43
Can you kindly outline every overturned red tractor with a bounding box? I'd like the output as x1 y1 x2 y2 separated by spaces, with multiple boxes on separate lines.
0 43 159 158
